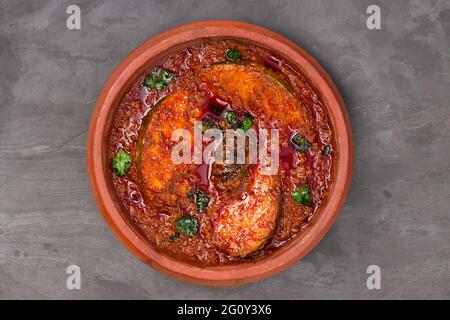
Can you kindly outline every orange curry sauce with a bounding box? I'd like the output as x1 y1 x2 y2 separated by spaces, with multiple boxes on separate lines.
109 40 332 265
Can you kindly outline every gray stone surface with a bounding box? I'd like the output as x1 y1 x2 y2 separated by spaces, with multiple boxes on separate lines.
0 0 449 299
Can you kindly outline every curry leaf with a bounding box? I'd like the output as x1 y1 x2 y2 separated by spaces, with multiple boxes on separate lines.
291 132 311 152
175 216 199 237
200 118 221 133
112 148 132 176
241 114 253 132
226 49 241 61
143 67 175 91
225 111 241 129
195 191 210 212
322 144 332 156
291 186 312 206
188 188 211 212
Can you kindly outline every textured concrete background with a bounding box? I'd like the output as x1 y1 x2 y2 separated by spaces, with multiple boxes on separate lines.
0 0 449 299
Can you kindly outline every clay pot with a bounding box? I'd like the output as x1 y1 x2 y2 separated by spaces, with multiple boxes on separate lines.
87 20 353 286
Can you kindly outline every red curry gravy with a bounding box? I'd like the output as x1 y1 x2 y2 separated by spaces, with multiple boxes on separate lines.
109 39 333 266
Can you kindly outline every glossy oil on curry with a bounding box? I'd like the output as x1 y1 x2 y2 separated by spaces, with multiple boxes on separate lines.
109 39 332 265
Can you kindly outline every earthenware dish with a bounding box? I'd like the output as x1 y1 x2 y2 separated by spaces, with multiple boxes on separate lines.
87 20 353 286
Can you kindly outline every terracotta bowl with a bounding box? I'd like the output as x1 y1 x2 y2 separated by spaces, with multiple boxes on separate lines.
87 20 353 286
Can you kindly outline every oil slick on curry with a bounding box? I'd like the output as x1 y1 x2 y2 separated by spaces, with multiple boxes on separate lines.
108 40 333 265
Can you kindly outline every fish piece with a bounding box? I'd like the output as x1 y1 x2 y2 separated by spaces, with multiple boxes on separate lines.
212 167 281 257
137 92 200 207
201 63 315 141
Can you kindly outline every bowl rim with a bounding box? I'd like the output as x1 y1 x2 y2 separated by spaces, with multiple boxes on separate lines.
86 20 353 286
